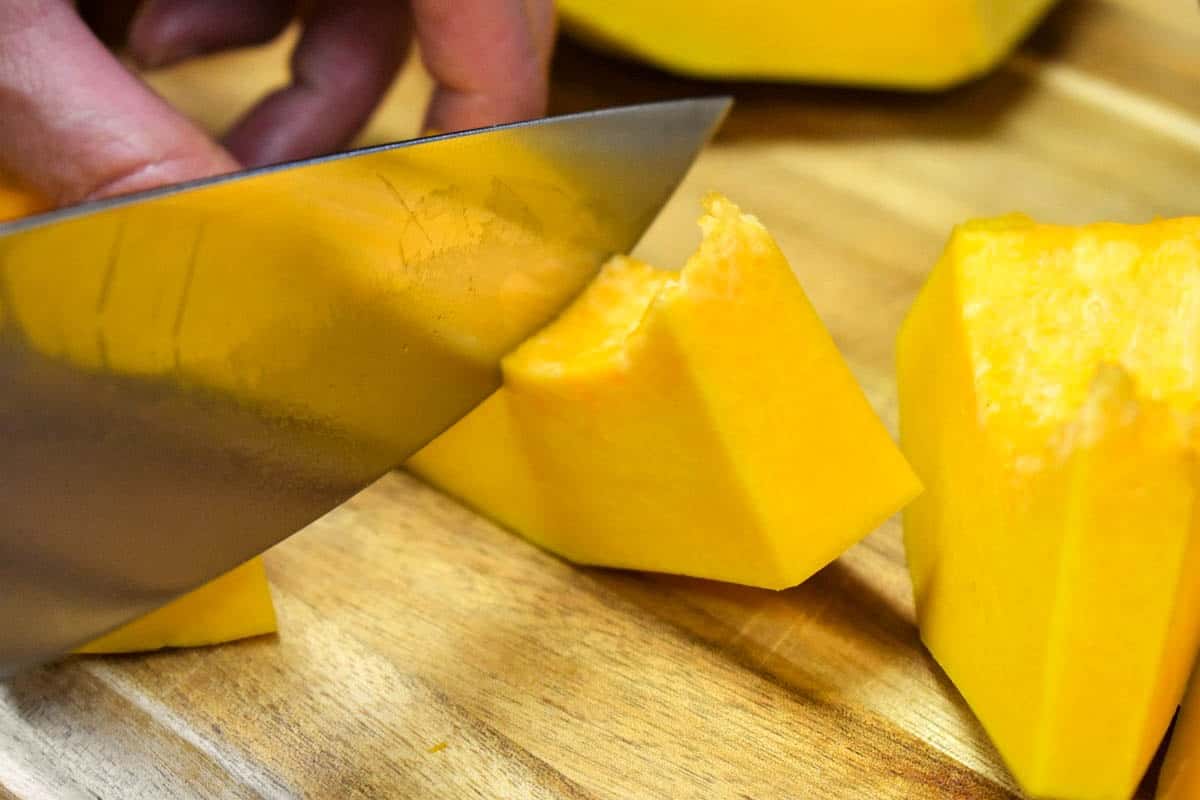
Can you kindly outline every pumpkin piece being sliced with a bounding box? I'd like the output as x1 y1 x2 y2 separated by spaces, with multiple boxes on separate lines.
409 193 921 589
77 558 277 654
898 215 1200 799
0 144 603 455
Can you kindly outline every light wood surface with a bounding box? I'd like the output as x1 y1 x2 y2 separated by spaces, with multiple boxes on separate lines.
4 2 1199 797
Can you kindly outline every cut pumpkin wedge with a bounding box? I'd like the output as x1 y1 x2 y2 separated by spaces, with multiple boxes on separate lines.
898 214 1200 799
409 193 921 589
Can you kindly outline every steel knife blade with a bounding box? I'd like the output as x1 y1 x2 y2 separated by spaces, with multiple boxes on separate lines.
0 97 731 674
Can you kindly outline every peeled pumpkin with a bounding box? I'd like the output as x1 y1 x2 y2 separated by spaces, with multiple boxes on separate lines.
1 185 277 654
409 193 920 589
897 215 1200 799
558 0 1057 89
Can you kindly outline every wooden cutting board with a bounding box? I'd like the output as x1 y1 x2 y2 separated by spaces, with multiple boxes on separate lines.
4 1 1199 797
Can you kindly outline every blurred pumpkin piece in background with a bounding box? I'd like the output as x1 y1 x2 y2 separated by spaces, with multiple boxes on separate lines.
558 0 1058 89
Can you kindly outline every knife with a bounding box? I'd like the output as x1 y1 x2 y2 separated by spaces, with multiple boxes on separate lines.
0 97 731 675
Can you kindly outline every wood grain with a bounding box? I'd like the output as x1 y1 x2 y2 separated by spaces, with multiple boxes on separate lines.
2 1 1194 796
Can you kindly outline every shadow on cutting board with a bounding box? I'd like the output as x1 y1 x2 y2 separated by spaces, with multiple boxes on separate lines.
585 552 1170 800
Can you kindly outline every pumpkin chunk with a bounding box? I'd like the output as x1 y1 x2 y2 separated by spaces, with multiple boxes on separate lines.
558 0 1055 89
409 193 920 589
898 215 1200 799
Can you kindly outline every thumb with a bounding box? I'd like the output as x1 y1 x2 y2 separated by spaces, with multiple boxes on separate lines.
0 1 237 207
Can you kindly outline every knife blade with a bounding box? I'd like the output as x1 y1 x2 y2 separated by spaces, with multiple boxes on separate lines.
0 97 731 675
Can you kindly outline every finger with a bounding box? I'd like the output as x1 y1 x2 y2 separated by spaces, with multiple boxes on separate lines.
0 1 237 205
223 0 409 168
127 0 295 69
525 0 558 65
413 0 556 133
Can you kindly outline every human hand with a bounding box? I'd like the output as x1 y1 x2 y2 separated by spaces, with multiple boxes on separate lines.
0 1 556 207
